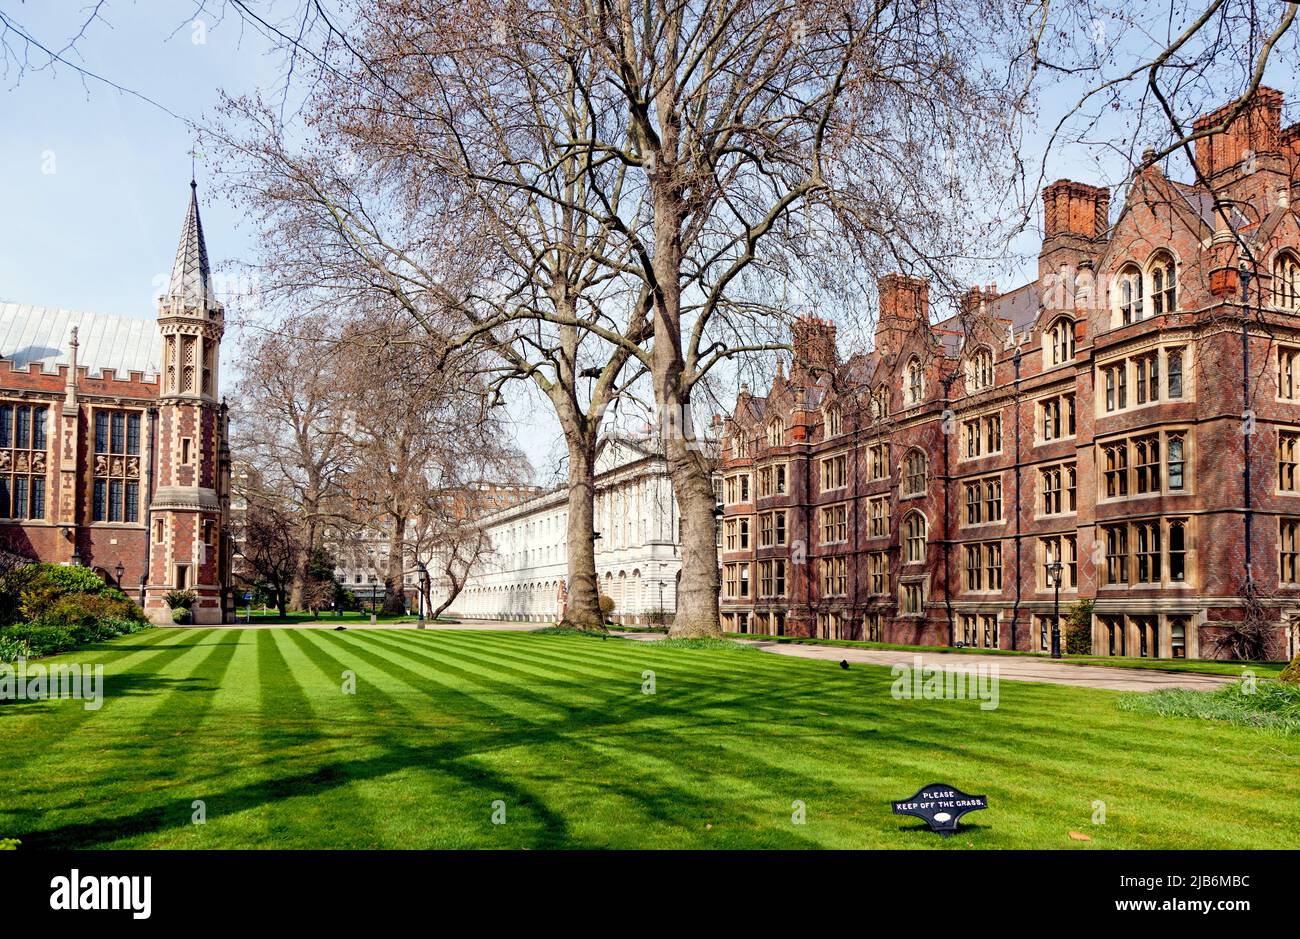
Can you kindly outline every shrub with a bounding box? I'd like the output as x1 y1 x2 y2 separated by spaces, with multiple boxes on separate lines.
43 593 145 632
165 589 197 610
1281 653 1300 686
1 623 77 657
0 839 19 850
18 563 116 622
1064 599 1095 656
598 595 615 616
0 634 31 663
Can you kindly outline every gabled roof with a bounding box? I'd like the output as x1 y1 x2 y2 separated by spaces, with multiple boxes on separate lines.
0 303 160 379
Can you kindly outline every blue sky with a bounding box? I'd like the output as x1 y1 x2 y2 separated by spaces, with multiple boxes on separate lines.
1 3 1295 473
0 4 281 317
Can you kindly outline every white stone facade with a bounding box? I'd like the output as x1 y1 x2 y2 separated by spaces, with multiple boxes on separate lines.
431 437 687 624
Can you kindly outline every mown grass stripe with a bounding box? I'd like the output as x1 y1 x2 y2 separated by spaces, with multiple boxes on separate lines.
289 629 577 847
0 628 218 774
11 630 245 848
347 632 832 846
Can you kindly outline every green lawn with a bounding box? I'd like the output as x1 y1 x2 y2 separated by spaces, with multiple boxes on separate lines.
1 628 1295 849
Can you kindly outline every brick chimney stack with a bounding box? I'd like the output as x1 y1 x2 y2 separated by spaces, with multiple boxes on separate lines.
791 315 838 377
1193 87 1290 211
875 273 929 359
960 284 1000 318
1038 179 1110 282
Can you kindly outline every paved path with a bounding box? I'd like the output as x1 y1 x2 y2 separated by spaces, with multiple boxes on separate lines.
612 631 1236 691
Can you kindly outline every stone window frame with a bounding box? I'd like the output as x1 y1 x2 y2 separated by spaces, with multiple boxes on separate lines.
0 401 50 522
1271 249 1299 311
962 540 1003 594
1044 316 1075 369
1096 426 1194 504
1097 343 1189 416
959 409 1003 461
1037 461 1078 518
90 406 145 526
819 501 849 545
901 447 928 498
820 451 849 491
1037 533 1079 591
961 473 1004 527
1098 515 1196 589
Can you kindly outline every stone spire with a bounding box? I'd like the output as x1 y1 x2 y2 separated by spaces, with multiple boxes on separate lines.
165 179 217 313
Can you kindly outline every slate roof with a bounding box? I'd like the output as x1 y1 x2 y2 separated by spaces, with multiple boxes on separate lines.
166 180 218 310
0 303 160 379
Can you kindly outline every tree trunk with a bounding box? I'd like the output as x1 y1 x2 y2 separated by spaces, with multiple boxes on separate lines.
382 515 409 615
662 405 722 638
431 571 459 621
288 512 316 611
562 433 603 631
649 151 722 638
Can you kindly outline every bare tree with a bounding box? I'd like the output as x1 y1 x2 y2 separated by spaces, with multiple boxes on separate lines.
210 0 1031 636
233 493 300 617
332 311 521 615
231 313 352 609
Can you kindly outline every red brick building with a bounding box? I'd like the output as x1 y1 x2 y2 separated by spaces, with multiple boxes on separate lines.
0 181 232 624
720 89 1300 661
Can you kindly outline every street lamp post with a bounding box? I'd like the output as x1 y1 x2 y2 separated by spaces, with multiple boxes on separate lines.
1049 559 1063 659
114 561 125 589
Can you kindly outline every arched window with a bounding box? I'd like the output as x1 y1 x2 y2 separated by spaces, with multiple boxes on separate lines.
1149 252 1176 314
1116 263 1143 324
871 386 890 421
903 510 928 564
733 434 748 458
1047 317 1074 366
1274 251 1300 310
903 449 927 496
967 347 994 391
766 418 785 448
825 405 843 437
905 358 924 406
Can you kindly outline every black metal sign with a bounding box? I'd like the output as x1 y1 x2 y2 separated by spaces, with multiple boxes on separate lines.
891 783 988 836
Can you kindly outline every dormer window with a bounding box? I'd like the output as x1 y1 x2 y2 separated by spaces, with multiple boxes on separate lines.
905 358 924 406
871 386 890 421
1150 253 1176 314
967 347 994 391
1274 251 1300 310
1117 264 1143 325
766 418 785 448
1047 317 1074 366
825 405 843 437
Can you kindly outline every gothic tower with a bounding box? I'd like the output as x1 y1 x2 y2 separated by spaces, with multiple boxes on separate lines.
144 180 227 624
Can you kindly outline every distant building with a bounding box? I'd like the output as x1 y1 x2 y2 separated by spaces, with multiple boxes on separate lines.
719 88 1300 661
430 436 689 624
329 481 544 609
0 180 233 623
